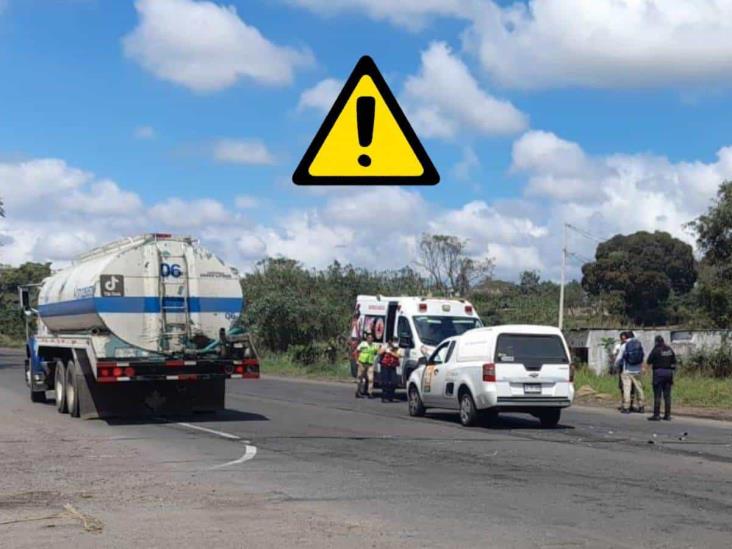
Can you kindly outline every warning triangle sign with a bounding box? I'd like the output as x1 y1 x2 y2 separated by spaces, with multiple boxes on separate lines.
293 56 439 186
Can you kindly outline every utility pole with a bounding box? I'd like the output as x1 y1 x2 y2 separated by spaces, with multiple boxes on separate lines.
558 223 567 330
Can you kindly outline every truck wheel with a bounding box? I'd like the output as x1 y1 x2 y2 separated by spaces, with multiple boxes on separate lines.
459 390 478 427
66 361 80 418
408 385 425 417
55 360 68 414
538 409 561 429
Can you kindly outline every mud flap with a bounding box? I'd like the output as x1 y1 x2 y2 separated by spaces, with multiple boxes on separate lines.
75 361 226 419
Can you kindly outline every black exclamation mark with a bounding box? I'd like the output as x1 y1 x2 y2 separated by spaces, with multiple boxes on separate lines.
357 96 375 167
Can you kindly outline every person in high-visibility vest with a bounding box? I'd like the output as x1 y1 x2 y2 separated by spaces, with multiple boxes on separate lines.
355 333 379 398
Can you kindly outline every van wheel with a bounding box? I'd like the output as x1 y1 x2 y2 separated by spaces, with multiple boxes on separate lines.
66 361 80 418
459 390 478 427
55 360 68 414
539 409 561 429
408 385 425 417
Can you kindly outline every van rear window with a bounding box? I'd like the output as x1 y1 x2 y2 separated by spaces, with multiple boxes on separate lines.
495 334 568 364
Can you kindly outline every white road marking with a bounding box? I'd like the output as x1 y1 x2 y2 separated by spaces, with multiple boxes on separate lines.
210 444 258 469
175 422 241 440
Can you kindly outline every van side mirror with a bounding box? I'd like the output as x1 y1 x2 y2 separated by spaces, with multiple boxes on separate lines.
399 335 413 348
18 288 31 311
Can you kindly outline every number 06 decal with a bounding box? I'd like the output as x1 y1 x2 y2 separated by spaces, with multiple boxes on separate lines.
160 263 183 278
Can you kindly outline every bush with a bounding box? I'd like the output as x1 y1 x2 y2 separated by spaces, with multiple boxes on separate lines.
681 344 732 378
288 340 343 366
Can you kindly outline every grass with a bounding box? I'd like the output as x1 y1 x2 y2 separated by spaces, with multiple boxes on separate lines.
574 368 732 409
0 334 24 348
260 353 352 382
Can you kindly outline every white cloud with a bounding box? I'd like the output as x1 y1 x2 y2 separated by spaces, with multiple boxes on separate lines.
148 197 231 228
235 195 259 209
298 78 343 113
466 0 732 89
33 232 98 262
134 125 156 140
508 129 732 279
288 0 478 29
403 42 527 139
213 139 275 165
123 0 313 92
453 146 480 181
6 135 732 281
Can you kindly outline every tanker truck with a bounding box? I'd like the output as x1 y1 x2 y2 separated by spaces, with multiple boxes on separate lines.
19 233 259 418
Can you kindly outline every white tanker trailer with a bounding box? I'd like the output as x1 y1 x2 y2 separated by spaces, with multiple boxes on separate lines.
20 234 259 418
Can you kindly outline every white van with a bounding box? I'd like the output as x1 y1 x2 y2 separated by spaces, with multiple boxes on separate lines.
349 295 483 387
406 325 575 428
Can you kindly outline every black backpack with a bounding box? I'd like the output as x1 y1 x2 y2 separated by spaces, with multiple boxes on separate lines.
624 338 644 366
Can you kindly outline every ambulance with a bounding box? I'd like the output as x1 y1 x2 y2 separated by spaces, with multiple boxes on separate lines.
349 295 483 388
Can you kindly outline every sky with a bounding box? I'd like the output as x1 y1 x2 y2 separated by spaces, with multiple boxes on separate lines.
2 0 732 281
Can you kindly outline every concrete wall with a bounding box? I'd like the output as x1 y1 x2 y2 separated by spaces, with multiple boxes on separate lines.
566 329 732 374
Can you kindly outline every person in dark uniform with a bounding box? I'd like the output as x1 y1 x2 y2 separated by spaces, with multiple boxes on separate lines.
646 335 677 421
378 337 401 402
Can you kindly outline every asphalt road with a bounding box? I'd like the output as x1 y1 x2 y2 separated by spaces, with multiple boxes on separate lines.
1 347 732 548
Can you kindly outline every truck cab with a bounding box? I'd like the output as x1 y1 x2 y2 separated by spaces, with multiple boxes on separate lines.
350 295 483 387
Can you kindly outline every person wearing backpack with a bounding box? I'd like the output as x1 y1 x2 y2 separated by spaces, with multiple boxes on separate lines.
615 331 645 414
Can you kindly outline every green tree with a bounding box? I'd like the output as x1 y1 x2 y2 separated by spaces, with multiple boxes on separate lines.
519 270 541 294
581 231 696 325
688 181 732 326
0 262 52 342
241 257 427 355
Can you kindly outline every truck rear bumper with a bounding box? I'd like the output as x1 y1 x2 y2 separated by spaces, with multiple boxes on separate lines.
78 377 228 419
494 396 572 412
95 358 259 383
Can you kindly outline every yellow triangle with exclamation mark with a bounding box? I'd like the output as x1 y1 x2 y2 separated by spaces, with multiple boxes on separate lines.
293 56 439 185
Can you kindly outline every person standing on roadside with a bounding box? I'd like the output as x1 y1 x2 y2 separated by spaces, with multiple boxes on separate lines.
355 333 379 399
378 337 402 402
646 335 676 421
614 332 637 410
615 330 645 414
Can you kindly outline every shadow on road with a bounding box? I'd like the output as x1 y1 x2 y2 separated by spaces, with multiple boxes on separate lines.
425 411 575 431
101 407 269 427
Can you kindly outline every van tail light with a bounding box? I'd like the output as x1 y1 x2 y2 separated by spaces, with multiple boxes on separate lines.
483 363 496 382
569 364 575 383
465 305 473 314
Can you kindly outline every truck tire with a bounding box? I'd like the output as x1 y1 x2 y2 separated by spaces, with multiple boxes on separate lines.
31 389 47 403
408 384 425 417
55 360 68 414
538 409 561 429
66 361 80 418
26 362 47 403
459 390 478 427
